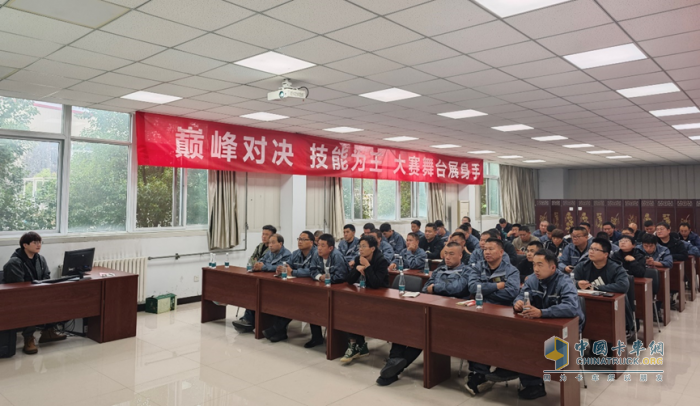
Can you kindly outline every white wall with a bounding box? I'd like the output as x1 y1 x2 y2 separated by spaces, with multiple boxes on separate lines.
538 168 568 199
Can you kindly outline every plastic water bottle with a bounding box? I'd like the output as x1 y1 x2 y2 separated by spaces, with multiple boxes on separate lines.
476 284 483 309
398 271 406 296
396 254 404 272
424 260 430 275
225 253 230 268
325 269 331 287
523 292 531 311
211 253 217 268
359 274 366 288
208 253 213 268
281 261 288 280
246 259 252 272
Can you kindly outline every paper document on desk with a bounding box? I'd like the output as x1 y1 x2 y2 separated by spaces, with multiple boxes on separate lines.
577 289 597 294
402 292 420 298
274 275 296 279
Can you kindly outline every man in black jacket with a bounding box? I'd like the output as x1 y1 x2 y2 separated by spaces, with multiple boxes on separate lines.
341 235 389 364
656 222 688 262
517 240 543 283
612 236 660 320
419 222 445 260
2 232 67 354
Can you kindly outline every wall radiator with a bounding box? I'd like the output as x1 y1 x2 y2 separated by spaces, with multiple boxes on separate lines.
93 257 148 303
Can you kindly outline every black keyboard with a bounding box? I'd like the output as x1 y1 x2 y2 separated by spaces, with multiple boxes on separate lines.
32 275 92 284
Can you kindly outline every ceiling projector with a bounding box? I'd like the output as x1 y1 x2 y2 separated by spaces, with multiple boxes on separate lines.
267 79 309 101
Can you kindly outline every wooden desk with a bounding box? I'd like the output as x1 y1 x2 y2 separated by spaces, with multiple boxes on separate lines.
427 299 580 406
695 255 700 293
684 256 697 301
0 267 137 343
655 267 671 326
429 260 441 272
633 278 653 346
387 269 430 286
579 292 627 377
670 262 686 313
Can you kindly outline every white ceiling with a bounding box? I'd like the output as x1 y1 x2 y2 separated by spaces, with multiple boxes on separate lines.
1 0 700 168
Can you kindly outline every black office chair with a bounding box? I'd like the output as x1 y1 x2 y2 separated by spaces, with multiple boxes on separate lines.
0 270 4 284
579 296 588 389
391 274 424 293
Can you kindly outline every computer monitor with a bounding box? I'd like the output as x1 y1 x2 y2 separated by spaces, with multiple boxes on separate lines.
61 248 95 277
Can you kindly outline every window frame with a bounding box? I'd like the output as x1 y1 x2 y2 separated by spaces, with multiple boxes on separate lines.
481 162 501 217
342 178 428 222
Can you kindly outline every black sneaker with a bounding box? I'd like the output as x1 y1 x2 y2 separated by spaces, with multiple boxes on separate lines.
518 384 546 400
304 338 324 348
232 318 254 332
376 375 399 386
380 358 408 379
485 368 518 382
465 373 494 396
267 331 288 343
262 327 277 339
626 330 636 344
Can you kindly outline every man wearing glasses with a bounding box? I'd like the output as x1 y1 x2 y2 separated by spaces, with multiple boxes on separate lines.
3 232 67 354
558 226 592 275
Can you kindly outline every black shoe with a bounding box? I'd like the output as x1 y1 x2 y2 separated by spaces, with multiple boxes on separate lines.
232 318 254 332
485 368 518 382
465 373 494 396
376 375 399 386
304 338 324 348
518 384 546 400
380 358 408 379
262 326 278 340
267 331 288 343
626 330 636 344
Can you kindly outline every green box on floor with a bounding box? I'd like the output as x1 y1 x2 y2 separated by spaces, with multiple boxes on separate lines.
145 293 177 314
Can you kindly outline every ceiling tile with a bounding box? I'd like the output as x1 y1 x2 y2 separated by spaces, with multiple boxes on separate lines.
347 0 431 15
49 89 111 104
327 18 422 52
518 98 570 109
175 34 265 63
298 87 349 101
145 105 196 116
102 97 158 110
0 50 38 69
105 0 149 8
526 71 595 88
225 0 290 12
595 1 700 20
505 0 612 39
375 39 459 66
263 0 374 34
326 53 403 77
414 55 489 78
668 66 700 82
101 11 205 47
220 84 271 99
115 63 190 81
584 59 661 81
184 111 231 121
326 78 387 94
564 91 623 104
282 36 364 64
192 92 247 105
386 0 494 36
0 66 18 80
169 98 221 110
447 69 515 88
170 76 236 92
639 30 700 58
141 49 226 75
0 80 59 98
0 31 63 58
24 59 104 81
537 23 632 56
285 66 355 86
144 83 208 98
90 72 160 89
7 70 80 88
500 58 576 79
216 15 315 50
470 41 554 67
655 50 700 71
71 30 165 60
433 21 527 54
69 81 133 97
46 47 131 71
431 88 488 103
138 0 253 30
0 8 91 44
500 89 556 103
602 72 673 91
366 67 435 87
200 64 273 84
621 4 700 41
475 80 538 97
206 105 255 116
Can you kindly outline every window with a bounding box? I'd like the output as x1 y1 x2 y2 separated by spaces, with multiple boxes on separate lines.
0 138 59 231
481 163 500 216
71 107 130 141
136 167 208 228
342 178 427 221
0 96 62 133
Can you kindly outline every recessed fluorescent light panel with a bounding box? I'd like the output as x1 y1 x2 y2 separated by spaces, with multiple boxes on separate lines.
564 44 646 69
468 150 495 154
586 150 615 154
121 91 181 104
606 155 632 159
438 109 488 119
492 124 534 132
689 136 700 140
360 88 421 102
617 83 680 98
384 136 418 142
532 135 568 141
673 123 700 130
324 127 363 133
498 155 522 159
240 112 289 121
235 51 315 75
523 160 545 163
474 0 571 18
649 107 700 117
563 144 594 148
431 144 460 149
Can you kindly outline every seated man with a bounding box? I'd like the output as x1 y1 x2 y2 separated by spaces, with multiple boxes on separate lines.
512 225 534 253
628 222 642 242
439 231 471 265
2 232 67 354
419 222 445 260
338 224 359 265
558 226 591 275
532 221 549 239
621 227 637 242
495 229 519 265
232 233 292 332
505 223 520 242
643 220 656 236
517 240 544 283
596 231 620 252
457 222 480 252
603 221 622 244
580 222 594 240
410 220 424 240
389 232 426 271
496 218 512 240
462 216 481 239
372 229 395 263
363 223 375 236
612 235 659 297
656 222 688 262
264 231 320 343
679 222 700 250
544 229 568 257
465 238 520 396
434 220 450 243
639 234 673 269
539 224 555 243
248 225 275 264
470 230 513 265
377 242 468 386
380 222 406 253
313 230 323 245
342 235 389 363
511 250 585 400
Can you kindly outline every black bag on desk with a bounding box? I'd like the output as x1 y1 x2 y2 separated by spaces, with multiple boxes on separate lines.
0 330 17 358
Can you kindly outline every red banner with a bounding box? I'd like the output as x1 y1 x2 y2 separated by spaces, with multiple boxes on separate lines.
135 112 483 185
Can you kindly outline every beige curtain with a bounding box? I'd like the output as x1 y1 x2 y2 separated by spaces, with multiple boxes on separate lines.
326 177 345 240
499 165 538 225
427 182 446 223
207 170 239 250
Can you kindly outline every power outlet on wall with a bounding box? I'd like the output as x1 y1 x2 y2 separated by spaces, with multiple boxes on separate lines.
194 276 200 282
